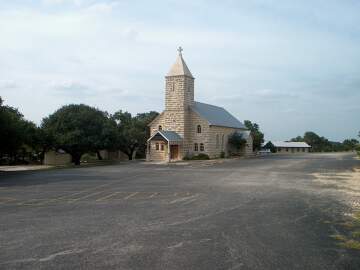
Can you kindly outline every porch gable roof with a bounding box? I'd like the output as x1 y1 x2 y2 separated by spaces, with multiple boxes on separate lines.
148 130 183 143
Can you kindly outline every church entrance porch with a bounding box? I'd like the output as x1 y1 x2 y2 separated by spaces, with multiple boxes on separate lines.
147 131 183 162
170 145 179 160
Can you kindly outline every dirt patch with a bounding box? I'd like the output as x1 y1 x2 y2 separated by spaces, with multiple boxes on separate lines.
0 165 53 172
313 168 360 251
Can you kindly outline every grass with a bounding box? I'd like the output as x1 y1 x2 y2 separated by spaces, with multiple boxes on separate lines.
351 231 360 238
332 212 360 251
340 240 360 250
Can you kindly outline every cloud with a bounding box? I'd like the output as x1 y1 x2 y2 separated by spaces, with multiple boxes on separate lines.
0 0 359 141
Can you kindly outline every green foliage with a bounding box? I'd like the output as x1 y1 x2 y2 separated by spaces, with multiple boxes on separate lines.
244 120 264 151
263 141 277 153
41 104 117 165
183 153 210 160
0 97 39 164
291 131 360 152
228 132 247 150
112 110 159 160
342 139 359 151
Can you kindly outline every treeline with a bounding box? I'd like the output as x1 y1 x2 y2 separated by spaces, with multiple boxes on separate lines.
0 97 158 165
291 131 359 152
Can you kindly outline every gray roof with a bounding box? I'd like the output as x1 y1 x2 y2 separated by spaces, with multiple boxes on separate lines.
149 131 183 142
272 141 311 148
191 101 246 129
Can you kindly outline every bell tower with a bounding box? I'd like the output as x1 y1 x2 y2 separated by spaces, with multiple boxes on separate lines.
163 47 194 139
165 47 194 111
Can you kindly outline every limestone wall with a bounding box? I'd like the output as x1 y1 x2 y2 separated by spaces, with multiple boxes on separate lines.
44 151 71 165
148 140 168 161
186 111 253 158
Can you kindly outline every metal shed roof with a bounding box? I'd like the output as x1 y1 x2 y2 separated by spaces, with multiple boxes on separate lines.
272 141 311 148
191 101 246 129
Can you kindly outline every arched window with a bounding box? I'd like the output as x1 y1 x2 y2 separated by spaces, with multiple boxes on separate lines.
155 143 159 151
158 125 162 131
200 143 205 152
216 134 219 149
194 143 199 151
197 125 202 133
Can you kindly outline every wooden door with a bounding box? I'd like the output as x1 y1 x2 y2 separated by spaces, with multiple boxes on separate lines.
170 145 179 160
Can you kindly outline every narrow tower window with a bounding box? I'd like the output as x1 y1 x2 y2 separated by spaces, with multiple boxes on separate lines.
197 125 202 133
200 143 205 152
158 125 162 131
194 143 198 151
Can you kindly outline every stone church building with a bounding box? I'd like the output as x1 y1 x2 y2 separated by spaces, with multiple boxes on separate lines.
147 48 253 162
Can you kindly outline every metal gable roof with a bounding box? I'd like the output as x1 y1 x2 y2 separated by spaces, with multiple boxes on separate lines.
148 131 183 142
272 141 311 148
191 101 246 129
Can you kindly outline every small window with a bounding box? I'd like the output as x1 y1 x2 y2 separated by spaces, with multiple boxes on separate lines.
302 148 305 152
194 143 198 151
197 125 202 133
216 134 220 149
286 148 289 152
200 143 205 151
297 148 300 152
155 143 159 151
158 125 162 131
160 144 164 151
221 134 225 149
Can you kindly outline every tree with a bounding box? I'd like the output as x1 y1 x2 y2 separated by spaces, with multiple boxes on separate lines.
244 120 264 151
343 139 359 151
41 104 116 165
112 110 158 160
290 136 303 142
290 132 360 152
228 132 247 151
263 141 277 153
0 97 39 164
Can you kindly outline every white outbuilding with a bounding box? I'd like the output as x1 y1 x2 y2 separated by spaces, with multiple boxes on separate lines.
272 141 311 154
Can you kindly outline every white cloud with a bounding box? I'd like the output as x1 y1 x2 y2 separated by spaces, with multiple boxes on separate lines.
0 1 359 140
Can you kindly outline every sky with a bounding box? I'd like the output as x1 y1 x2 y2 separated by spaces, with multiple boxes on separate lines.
0 0 359 141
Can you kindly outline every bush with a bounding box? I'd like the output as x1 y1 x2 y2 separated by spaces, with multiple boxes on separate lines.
228 132 246 150
220 151 225 158
183 153 210 160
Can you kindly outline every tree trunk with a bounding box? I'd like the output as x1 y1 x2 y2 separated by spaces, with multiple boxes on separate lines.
71 153 82 165
96 151 103 160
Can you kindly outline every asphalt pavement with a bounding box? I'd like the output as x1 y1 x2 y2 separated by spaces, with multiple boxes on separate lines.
0 153 359 270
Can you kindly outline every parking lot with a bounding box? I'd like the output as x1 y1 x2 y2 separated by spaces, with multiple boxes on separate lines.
1 153 360 270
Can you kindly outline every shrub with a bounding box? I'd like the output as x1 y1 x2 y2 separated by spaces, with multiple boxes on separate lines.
194 153 210 160
183 153 210 160
220 151 225 158
228 132 246 150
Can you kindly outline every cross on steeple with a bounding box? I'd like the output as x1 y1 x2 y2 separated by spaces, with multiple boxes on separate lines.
177 46 183 55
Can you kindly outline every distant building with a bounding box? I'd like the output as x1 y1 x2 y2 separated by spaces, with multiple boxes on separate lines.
146 48 253 162
265 141 311 154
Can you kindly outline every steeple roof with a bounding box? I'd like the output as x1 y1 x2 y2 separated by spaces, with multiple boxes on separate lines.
166 47 194 78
